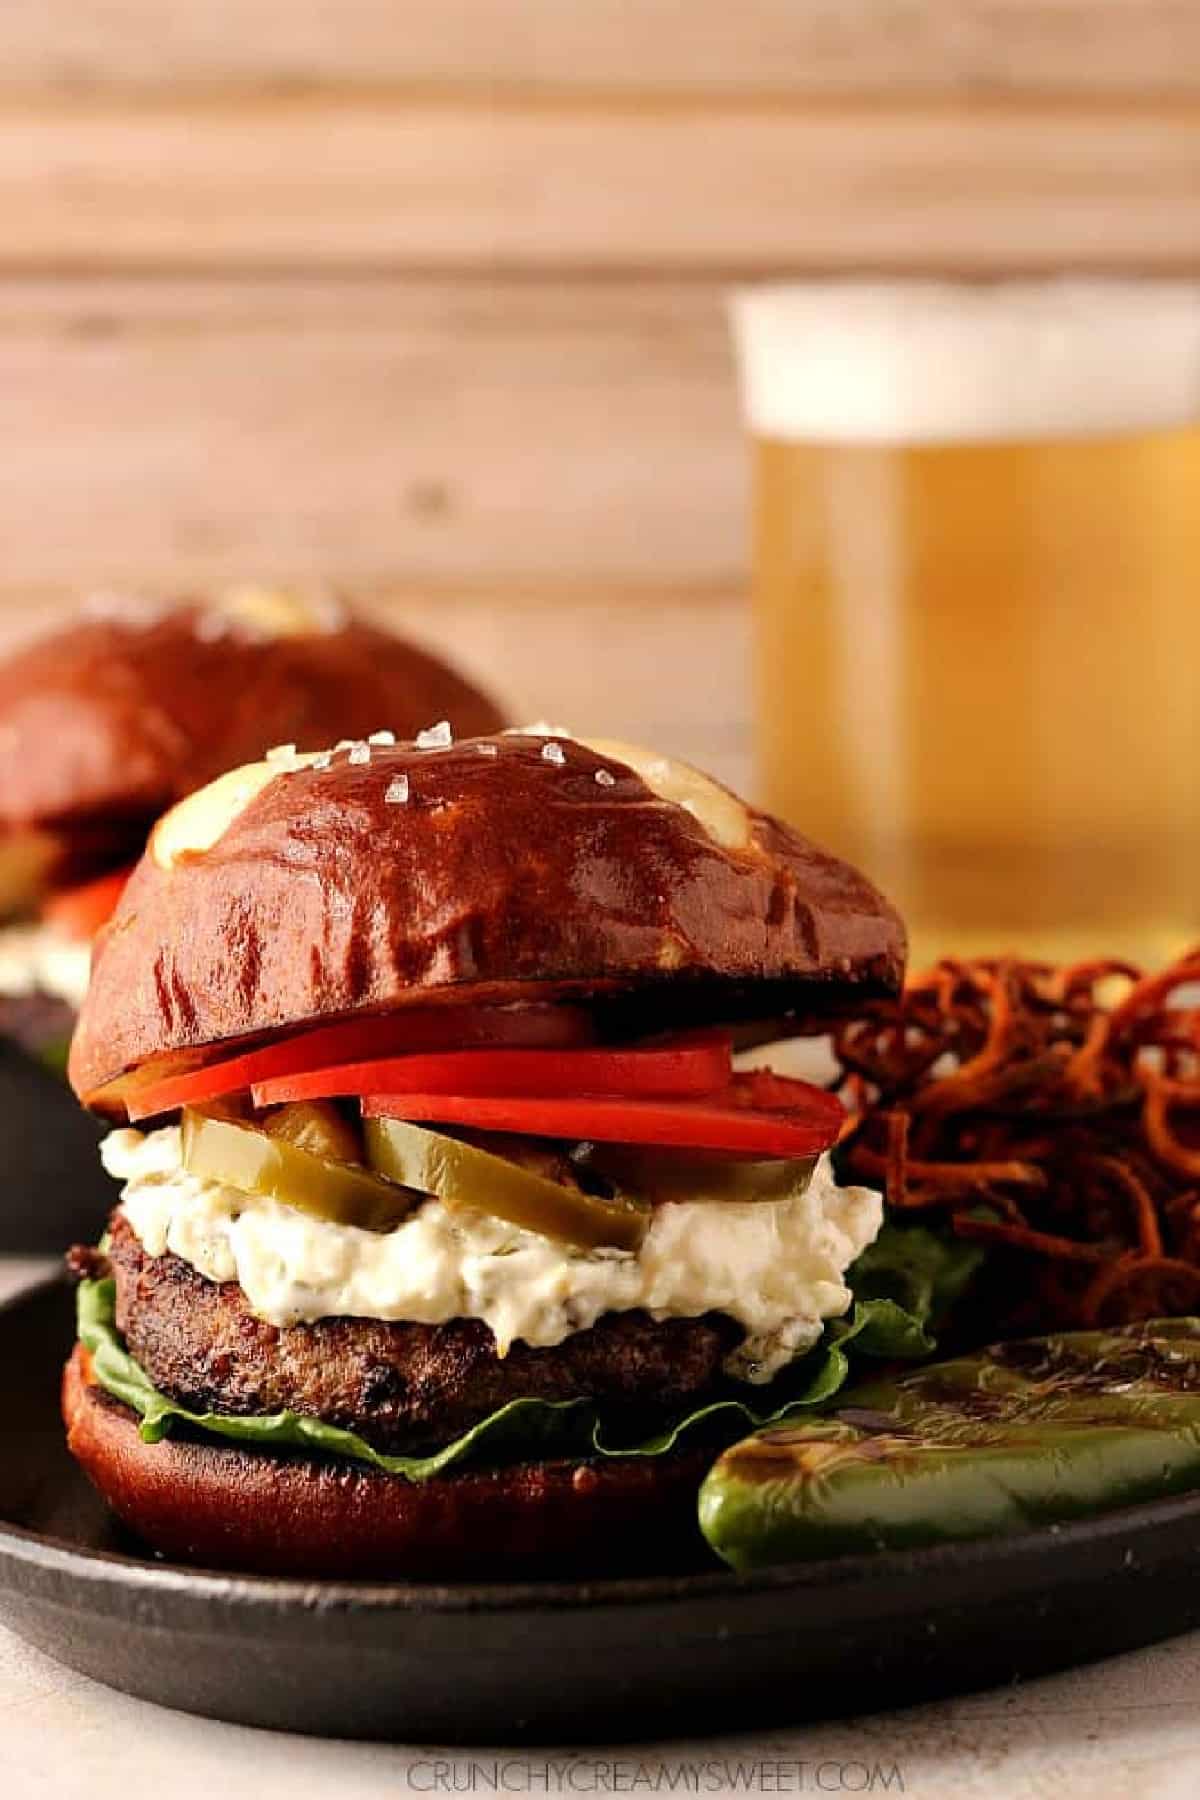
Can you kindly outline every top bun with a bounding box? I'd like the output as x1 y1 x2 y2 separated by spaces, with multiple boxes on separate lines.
69 730 905 1104
0 590 503 835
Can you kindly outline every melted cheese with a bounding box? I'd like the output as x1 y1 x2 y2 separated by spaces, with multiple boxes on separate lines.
150 751 322 870
582 739 752 851
210 585 345 639
150 722 755 873
514 728 753 852
105 1128 882 1384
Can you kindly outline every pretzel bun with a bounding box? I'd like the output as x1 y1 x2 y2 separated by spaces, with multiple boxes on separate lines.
69 732 904 1104
62 1347 713 1580
0 592 503 834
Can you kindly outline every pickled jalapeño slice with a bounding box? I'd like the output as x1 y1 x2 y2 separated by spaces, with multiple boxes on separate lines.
574 1142 817 1206
181 1105 421 1233
261 1099 363 1165
364 1115 649 1252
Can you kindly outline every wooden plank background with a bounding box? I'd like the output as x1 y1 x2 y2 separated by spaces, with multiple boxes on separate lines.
7 98 1200 275
11 3 1200 97
3 3 1199 788
0 281 740 585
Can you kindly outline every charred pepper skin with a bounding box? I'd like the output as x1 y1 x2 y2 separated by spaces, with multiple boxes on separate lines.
699 1318 1200 1568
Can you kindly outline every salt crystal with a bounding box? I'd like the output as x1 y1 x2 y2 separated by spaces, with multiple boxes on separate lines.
348 742 371 766
594 768 616 788
386 774 410 804
265 742 297 764
368 730 397 747
476 742 499 757
541 741 566 766
312 751 333 770
416 720 453 750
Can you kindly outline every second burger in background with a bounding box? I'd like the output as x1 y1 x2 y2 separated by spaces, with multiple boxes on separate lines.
0 588 503 1062
0 586 502 1249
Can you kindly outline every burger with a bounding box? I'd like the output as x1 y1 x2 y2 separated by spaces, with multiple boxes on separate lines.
0 586 502 1065
63 727 911 1579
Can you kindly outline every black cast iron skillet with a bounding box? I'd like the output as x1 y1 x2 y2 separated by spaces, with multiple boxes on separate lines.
5 1277 1200 1743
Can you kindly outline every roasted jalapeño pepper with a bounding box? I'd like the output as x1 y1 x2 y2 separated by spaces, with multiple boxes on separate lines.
700 1319 1200 1568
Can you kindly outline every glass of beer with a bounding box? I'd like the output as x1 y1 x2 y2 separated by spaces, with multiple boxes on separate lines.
731 280 1200 963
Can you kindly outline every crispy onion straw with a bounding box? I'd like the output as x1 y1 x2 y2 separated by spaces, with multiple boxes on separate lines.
829 949 1200 1331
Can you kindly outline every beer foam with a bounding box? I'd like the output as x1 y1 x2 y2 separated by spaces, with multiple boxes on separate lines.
731 281 1200 444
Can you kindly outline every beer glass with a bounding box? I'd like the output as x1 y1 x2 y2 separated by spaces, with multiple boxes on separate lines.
731 281 1200 963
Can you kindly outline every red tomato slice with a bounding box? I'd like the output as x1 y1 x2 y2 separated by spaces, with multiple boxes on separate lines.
42 865 136 941
251 1032 732 1108
361 1070 845 1158
124 1004 596 1123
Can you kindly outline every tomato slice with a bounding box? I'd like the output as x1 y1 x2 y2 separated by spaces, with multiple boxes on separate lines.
124 1004 596 1123
251 1032 732 1109
361 1070 845 1158
42 865 136 941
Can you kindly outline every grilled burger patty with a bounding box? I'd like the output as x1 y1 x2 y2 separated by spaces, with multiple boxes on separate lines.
102 1213 740 1456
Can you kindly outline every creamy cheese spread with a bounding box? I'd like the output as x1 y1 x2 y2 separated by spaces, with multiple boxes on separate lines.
104 1127 882 1383
0 922 93 1008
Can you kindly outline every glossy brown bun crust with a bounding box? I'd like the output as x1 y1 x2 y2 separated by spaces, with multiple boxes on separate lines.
63 1348 714 1579
0 599 503 835
70 735 905 1100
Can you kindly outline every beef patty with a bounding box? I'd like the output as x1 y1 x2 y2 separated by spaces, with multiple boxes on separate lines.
101 1212 740 1455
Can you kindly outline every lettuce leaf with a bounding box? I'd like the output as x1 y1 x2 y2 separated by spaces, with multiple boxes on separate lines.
848 1218 986 1340
77 1277 588 1482
76 1225 954 1484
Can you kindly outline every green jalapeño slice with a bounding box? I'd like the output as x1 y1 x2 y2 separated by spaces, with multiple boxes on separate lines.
260 1099 363 1165
573 1142 817 1207
364 1116 650 1252
181 1104 422 1233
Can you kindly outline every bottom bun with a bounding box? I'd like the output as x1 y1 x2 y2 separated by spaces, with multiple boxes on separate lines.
62 1347 716 1581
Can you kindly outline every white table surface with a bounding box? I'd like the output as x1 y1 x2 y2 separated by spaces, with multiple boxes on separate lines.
5 1257 1200 1800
